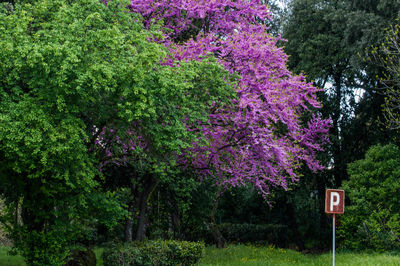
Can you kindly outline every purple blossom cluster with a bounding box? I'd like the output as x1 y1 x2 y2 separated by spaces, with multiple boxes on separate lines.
101 0 331 198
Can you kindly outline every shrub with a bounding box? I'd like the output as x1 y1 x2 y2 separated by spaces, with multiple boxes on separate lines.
102 240 204 266
65 247 96 266
338 144 400 251
217 223 289 246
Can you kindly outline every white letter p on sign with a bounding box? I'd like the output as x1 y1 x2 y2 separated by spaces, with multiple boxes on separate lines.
325 189 344 214
330 192 340 211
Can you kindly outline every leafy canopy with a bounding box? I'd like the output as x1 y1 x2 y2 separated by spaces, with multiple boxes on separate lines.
0 0 235 264
339 144 400 251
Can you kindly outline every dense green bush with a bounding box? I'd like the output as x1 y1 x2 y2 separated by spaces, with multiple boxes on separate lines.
217 223 288 246
65 247 96 266
181 222 289 246
102 240 205 266
338 144 400 251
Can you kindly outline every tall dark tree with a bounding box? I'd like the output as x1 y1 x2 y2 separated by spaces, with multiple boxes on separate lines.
340 0 400 162
283 0 400 186
271 0 400 250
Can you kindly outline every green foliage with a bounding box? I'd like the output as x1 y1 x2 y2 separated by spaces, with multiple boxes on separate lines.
0 0 236 263
216 223 288 246
144 170 205 240
216 180 330 251
0 0 152 262
281 1 400 250
102 240 205 266
65 247 96 266
218 186 271 225
338 144 400 251
370 20 400 134
283 0 400 187
271 181 330 251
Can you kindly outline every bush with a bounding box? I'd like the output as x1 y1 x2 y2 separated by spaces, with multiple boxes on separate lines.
217 223 288 246
65 247 96 266
102 240 204 266
338 144 400 251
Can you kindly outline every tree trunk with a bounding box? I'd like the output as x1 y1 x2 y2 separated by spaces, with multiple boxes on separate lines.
134 177 160 241
209 222 226 248
21 181 46 232
286 200 305 250
135 197 148 241
209 185 226 248
171 208 181 238
332 71 346 186
124 203 135 242
167 197 181 238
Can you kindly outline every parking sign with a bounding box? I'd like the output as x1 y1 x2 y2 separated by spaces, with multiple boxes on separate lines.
325 189 345 214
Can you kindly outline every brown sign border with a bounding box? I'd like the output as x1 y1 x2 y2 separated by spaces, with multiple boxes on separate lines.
325 189 345 214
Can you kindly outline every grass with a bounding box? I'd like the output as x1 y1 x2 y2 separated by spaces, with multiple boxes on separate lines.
197 244 400 266
0 246 104 266
94 247 104 266
1 244 400 265
0 246 25 266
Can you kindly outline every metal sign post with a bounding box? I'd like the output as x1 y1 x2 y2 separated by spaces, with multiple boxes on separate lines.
325 189 344 266
333 214 335 266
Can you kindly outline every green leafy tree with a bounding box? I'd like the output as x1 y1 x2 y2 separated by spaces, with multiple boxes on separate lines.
0 0 235 264
99 54 236 242
338 144 400 251
370 20 400 134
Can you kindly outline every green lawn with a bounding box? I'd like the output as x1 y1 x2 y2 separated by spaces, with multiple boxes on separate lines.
94 247 104 266
198 244 400 266
0 246 103 266
1 244 400 265
0 246 25 266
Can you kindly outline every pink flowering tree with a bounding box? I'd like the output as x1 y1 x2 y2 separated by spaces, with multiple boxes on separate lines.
100 0 331 243
126 0 330 192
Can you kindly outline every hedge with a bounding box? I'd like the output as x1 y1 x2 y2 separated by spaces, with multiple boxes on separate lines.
217 223 289 246
102 240 204 266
